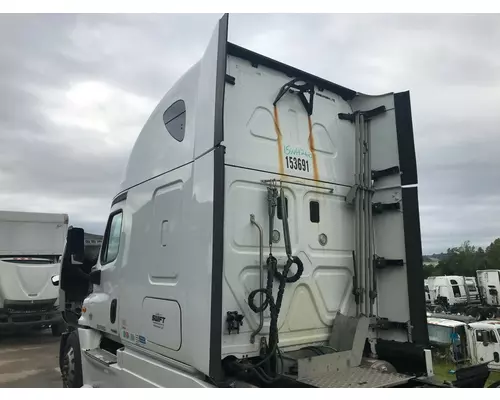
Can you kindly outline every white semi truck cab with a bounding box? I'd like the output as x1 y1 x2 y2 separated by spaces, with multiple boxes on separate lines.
428 315 500 371
477 270 500 307
427 275 470 308
57 14 491 388
0 210 68 335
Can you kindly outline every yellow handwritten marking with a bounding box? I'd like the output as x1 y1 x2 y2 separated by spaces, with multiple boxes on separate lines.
273 106 285 176
307 116 319 182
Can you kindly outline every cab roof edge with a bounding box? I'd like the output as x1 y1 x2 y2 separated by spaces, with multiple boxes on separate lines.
225 42 357 102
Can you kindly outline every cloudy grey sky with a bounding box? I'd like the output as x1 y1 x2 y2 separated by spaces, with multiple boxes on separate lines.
0 13 499 254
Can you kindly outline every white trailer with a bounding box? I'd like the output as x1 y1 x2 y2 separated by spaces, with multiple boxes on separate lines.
0 210 68 335
56 14 490 388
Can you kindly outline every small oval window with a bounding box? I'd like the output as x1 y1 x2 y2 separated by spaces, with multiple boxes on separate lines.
163 100 186 142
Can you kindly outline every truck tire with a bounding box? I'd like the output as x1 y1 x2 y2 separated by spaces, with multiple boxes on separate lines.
51 323 63 337
61 331 83 388
486 308 496 319
434 305 445 313
467 307 480 320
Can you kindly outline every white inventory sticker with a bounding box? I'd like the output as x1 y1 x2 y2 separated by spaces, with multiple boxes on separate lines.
283 144 313 174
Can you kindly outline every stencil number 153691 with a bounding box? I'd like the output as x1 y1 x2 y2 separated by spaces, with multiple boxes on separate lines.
285 156 310 172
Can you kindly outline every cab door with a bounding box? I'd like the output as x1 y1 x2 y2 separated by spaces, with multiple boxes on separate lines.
81 207 124 338
474 328 500 368
488 329 500 370
494 330 500 370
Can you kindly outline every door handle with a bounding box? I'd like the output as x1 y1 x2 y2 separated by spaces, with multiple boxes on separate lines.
110 299 117 324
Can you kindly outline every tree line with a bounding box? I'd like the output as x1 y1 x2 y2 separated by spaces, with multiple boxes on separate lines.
423 239 500 279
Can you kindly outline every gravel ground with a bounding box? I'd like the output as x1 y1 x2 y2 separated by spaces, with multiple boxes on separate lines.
0 329 62 388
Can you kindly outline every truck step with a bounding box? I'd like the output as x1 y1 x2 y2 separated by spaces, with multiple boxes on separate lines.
84 348 117 366
298 366 413 388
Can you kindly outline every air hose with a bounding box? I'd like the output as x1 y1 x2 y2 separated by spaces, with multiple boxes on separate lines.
246 183 304 380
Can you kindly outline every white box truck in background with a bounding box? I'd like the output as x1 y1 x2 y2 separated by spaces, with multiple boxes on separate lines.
0 210 68 336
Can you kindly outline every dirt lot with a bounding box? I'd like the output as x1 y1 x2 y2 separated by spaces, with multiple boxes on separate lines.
0 329 62 388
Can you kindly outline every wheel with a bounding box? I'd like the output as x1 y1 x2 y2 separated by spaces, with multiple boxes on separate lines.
468 307 480 320
61 331 83 388
51 323 63 337
486 308 496 319
434 305 444 313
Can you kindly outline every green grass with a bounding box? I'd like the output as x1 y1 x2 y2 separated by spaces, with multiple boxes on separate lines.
486 372 500 387
432 360 500 387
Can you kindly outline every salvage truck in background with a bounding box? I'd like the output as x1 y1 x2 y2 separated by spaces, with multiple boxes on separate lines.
426 276 474 311
0 210 68 336
56 14 491 388
427 315 500 371
426 273 500 320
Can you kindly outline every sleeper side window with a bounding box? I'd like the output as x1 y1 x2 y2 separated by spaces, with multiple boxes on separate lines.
163 100 186 142
101 211 123 265
310 201 320 223
450 279 461 297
